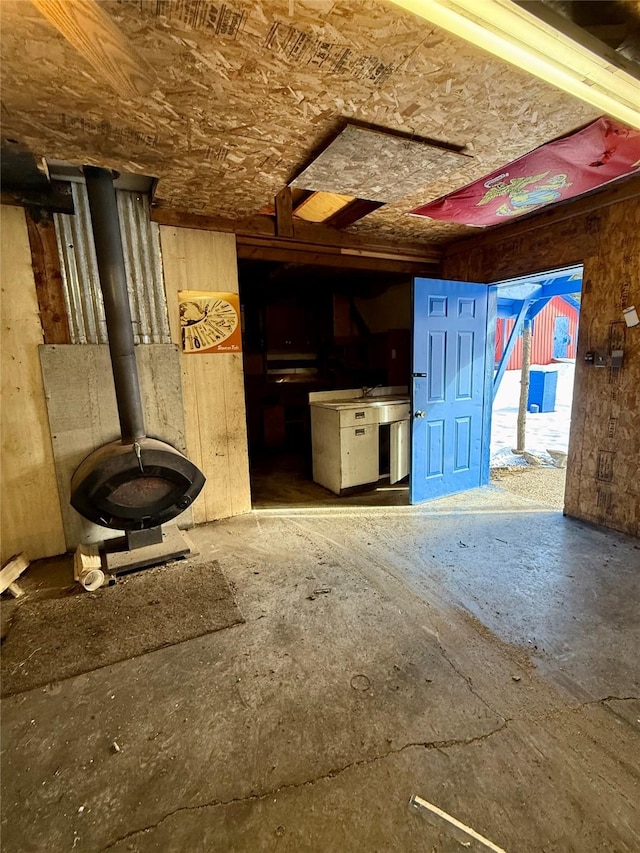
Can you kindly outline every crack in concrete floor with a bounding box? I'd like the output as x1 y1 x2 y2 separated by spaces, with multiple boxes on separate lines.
100 722 510 851
5 508 639 852
99 695 638 851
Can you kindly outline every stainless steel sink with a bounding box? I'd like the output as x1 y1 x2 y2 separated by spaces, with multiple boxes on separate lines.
350 395 409 404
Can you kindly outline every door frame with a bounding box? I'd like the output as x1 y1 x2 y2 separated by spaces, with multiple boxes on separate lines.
481 284 498 487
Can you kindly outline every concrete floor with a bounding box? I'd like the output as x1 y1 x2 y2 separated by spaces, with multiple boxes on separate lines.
1 484 639 852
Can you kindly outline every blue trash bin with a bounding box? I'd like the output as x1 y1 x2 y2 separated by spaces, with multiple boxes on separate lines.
527 368 558 413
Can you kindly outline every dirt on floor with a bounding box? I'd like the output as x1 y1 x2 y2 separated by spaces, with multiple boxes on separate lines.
491 465 567 509
2 487 639 852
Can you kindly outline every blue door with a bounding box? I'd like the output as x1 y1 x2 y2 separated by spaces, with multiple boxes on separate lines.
553 315 570 358
410 278 494 504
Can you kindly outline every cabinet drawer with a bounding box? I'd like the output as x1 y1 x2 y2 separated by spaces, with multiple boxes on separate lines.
340 424 379 488
377 403 410 424
338 407 378 427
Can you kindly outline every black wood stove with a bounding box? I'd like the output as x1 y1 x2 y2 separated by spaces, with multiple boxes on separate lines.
70 167 205 556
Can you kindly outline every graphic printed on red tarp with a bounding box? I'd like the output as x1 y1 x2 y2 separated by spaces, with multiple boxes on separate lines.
410 118 640 227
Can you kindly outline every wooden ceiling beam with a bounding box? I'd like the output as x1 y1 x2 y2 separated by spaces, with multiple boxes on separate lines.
237 243 434 273
1 181 74 214
151 206 277 237
274 187 293 238
238 235 439 263
325 199 385 229
151 204 441 264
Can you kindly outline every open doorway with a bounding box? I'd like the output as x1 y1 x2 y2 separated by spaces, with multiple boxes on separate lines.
238 259 412 509
489 265 583 510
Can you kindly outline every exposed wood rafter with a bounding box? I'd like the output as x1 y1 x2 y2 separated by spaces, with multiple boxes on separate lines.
274 187 293 238
325 199 385 229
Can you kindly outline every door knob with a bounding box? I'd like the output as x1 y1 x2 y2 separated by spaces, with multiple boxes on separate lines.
414 410 426 419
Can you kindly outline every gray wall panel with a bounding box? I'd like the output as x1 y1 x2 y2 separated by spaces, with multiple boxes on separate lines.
39 344 193 550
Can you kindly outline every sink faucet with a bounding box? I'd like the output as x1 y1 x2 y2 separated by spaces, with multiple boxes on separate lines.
361 384 381 397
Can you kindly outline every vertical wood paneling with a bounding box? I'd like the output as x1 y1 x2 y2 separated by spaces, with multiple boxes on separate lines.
1 206 66 562
25 207 71 345
443 196 640 537
159 226 251 523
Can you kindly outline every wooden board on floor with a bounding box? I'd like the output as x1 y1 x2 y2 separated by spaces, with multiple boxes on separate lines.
160 227 251 524
0 206 66 565
0 553 29 597
105 526 194 574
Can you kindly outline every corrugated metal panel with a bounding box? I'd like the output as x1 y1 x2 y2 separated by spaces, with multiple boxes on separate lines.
55 183 106 344
529 297 579 365
54 183 170 345
496 297 579 370
117 191 170 344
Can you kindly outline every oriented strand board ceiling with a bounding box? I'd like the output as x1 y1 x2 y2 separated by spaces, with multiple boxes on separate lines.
0 0 599 245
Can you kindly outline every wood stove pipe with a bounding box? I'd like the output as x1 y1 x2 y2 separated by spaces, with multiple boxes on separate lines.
83 165 145 443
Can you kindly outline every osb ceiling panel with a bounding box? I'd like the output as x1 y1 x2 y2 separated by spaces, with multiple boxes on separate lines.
291 124 469 202
0 0 598 245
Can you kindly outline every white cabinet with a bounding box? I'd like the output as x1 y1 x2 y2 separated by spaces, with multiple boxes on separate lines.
309 390 410 495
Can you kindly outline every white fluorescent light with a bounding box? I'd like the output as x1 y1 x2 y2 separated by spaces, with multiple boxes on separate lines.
388 0 640 130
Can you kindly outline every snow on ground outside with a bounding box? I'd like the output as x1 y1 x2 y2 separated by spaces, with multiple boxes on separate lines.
490 362 575 468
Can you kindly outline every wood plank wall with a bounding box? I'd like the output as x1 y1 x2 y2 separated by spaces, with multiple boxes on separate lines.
0 206 66 563
442 196 640 537
160 227 252 523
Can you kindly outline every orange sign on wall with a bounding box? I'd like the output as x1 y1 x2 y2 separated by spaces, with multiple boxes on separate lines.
178 291 242 354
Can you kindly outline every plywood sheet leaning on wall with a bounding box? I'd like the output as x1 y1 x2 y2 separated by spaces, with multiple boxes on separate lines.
159 227 251 523
0 206 66 563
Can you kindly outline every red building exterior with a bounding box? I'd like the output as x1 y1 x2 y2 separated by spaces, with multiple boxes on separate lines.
495 295 579 370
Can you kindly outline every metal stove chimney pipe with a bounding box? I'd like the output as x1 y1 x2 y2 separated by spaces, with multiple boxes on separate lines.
83 165 145 444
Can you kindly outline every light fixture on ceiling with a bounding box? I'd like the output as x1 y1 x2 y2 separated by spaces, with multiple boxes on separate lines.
388 0 640 130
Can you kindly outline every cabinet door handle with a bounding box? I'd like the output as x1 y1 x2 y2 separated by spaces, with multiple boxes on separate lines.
355 411 365 419
355 428 366 435
414 410 426 419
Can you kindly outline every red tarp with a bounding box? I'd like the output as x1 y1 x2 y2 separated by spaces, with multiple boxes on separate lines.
410 118 640 227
